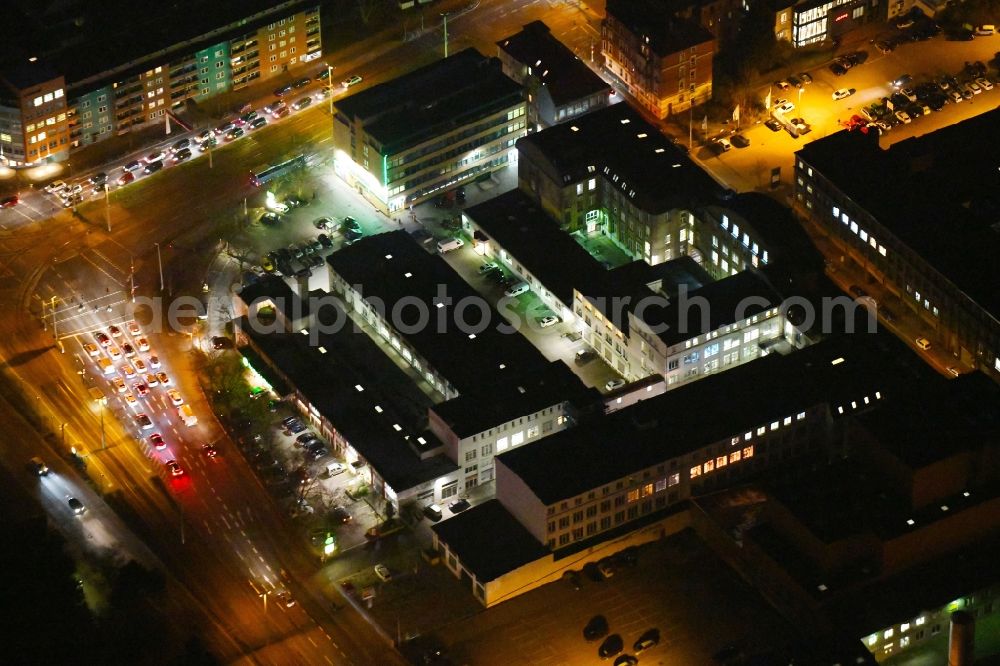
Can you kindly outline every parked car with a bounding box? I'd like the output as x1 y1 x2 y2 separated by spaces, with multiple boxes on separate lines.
374 564 392 582
605 378 626 391
143 160 163 175
634 628 661 654
730 134 750 148
341 74 363 88
584 615 610 641
448 498 471 513
599 634 624 659
832 87 856 100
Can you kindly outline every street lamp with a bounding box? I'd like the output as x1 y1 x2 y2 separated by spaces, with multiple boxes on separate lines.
103 183 111 233
154 242 164 292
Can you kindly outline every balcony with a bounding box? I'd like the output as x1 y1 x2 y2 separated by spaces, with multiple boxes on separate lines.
307 28 320 37
170 64 197 79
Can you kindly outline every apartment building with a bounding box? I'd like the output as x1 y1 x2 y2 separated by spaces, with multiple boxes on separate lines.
332 48 525 214
602 0 716 117
0 61 70 165
0 1 320 162
795 111 1000 382
496 21 612 131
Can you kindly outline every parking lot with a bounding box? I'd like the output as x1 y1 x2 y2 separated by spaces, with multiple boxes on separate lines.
700 29 1000 192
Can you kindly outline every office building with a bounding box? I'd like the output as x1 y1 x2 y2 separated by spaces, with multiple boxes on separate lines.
602 0 716 117
496 21 612 131
0 1 320 163
331 48 525 214
795 111 1000 382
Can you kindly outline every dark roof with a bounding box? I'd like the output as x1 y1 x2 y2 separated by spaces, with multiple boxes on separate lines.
605 0 715 57
326 230 550 397
333 48 523 153
238 275 311 322
516 103 725 214
640 269 783 347
854 371 1000 469
431 360 600 438
431 500 548 581
237 317 457 494
497 332 937 505
796 111 1000 322
0 59 61 91
1 0 317 87
496 21 611 106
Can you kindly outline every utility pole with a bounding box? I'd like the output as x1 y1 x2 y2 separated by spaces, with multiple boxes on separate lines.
155 242 164 292
104 184 111 233
100 400 106 450
442 13 450 58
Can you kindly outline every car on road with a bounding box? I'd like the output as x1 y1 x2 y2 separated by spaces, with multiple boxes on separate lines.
967 81 983 95
165 459 184 476
291 96 312 111
225 127 245 141
948 89 965 103
150 433 166 450
250 116 268 130
202 444 219 458
613 656 638 666
774 79 791 90
422 503 443 521
107 345 122 360
30 456 50 476
44 180 68 194
96 332 111 347
273 105 290 118
274 84 294 97
173 147 192 162
275 590 295 607
599 634 624 659
341 74 363 88
605 378 626 391
123 160 143 173
713 136 732 152
448 498 471 514
797 72 812 84
584 615 609 641
374 564 392 582
764 118 782 132
121 364 136 378
121 342 135 357
829 62 848 76
260 211 281 226
126 320 141 336
112 377 127 393
976 77 993 91
171 138 190 153
894 110 912 124
264 101 287 116
874 39 894 54
1 195 19 208
332 506 353 524
84 343 100 357
167 389 184 406
292 76 311 89
211 336 232 350
134 358 147 373
156 372 170 385
109 325 122 337
146 150 166 164
143 160 163 175
731 134 750 148
539 315 560 328
148 355 160 369
317 233 333 248
197 137 217 152
832 87 856 100
89 172 108 187
135 336 149 352
133 383 149 397
915 337 932 350
68 498 86 515
237 110 258 126
145 373 159 387
634 628 660 653
136 413 154 430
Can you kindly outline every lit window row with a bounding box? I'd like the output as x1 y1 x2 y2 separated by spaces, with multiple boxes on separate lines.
833 206 887 257
33 89 64 106
626 473 681 501
690 446 754 478
835 391 881 414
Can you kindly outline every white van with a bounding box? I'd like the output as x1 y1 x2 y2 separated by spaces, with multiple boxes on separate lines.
178 404 198 426
98 358 115 375
436 238 464 253
975 24 994 35
504 281 530 297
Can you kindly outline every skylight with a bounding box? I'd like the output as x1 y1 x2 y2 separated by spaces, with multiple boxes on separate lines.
374 405 383 413
355 384 364 392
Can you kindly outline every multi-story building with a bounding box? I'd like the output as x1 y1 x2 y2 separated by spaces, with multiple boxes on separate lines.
0 1 320 162
787 0 869 47
326 230 551 403
331 48 525 214
233 277 459 513
428 361 600 491
662 0 746 43
602 0 716 117
0 61 70 165
794 111 1000 382
496 21 612 131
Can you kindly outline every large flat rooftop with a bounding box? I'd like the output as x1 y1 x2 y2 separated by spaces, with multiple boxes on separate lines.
796 109 1000 322
326 230 551 398
497 332 939 505
516 102 725 214
333 48 523 153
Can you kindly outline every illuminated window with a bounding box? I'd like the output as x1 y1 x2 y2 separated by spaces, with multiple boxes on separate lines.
704 460 714 473
716 456 727 468
884 628 893 640
743 446 754 458
511 431 524 446
668 473 679 486
756 426 765 436
729 451 741 463
627 489 640 502
770 421 779 431
655 479 667 492
642 483 654 496
690 466 701 478
496 436 509 452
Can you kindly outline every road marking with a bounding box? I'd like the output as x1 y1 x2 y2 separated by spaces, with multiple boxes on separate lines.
240 529 247 537
324 656 333 665
259 555 265 563
203 520 212 535
220 515 231 529
308 636 317 647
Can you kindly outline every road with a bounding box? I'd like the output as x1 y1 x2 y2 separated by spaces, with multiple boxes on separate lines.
0 0 607 661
